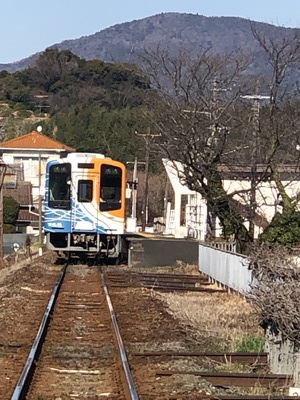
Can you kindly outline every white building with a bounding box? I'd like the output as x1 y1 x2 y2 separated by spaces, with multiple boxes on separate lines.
164 160 300 240
0 129 75 232
163 159 208 239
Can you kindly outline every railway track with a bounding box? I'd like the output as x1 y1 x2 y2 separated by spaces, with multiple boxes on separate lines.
12 264 138 399
1 259 295 399
104 270 294 399
105 271 226 292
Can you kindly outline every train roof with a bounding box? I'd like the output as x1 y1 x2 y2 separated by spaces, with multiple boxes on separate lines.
65 152 110 160
46 152 126 169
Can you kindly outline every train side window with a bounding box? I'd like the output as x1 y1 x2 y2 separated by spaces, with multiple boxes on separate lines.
78 180 93 202
100 164 122 211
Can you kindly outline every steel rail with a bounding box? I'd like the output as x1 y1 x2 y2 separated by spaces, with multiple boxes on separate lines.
11 263 68 400
134 351 268 364
168 396 297 400
107 272 208 280
109 282 222 292
156 370 293 388
101 272 139 400
106 273 209 284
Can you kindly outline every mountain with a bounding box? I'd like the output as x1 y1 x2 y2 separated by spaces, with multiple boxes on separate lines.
0 13 296 73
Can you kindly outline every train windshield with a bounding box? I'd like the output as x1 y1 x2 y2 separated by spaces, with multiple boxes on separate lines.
100 164 122 211
48 163 71 210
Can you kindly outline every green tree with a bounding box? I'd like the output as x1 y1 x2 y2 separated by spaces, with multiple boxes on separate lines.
3 196 19 232
27 49 81 91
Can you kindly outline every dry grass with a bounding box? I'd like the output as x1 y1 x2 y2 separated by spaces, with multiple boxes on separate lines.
127 262 264 352
156 284 263 352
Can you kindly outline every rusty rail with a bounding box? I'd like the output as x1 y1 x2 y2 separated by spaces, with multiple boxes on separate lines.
134 351 268 364
156 370 292 388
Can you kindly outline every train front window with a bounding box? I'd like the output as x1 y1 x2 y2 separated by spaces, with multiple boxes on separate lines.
78 180 93 202
48 163 71 210
100 164 122 211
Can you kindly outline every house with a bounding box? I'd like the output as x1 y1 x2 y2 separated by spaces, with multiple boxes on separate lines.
3 163 36 232
0 129 75 233
164 159 300 240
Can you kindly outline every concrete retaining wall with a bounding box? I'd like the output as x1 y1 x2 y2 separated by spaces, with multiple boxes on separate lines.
127 238 198 267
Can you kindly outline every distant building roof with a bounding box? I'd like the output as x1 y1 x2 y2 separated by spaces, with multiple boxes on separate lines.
0 130 75 152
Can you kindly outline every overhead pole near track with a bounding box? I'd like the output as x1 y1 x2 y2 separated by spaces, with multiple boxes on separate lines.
136 127 161 231
126 158 145 221
130 157 138 220
37 125 43 256
241 91 269 240
0 159 7 262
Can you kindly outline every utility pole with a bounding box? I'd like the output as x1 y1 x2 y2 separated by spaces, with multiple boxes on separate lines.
38 151 43 256
136 127 161 231
37 125 43 256
0 159 7 262
126 158 145 221
131 157 138 219
241 93 269 239
143 133 150 231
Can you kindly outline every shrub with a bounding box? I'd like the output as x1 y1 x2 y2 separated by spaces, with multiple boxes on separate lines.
236 334 265 353
3 196 20 225
3 223 16 233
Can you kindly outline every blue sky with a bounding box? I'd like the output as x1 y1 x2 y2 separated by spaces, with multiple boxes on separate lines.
1 0 300 63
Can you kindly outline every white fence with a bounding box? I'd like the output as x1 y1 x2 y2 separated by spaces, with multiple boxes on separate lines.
198 242 252 294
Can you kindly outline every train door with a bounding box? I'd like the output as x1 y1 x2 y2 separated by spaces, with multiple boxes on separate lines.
70 173 99 232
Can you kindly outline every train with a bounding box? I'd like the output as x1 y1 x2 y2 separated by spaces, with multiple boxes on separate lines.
43 152 128 263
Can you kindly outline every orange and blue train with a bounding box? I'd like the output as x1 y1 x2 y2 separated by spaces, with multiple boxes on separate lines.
43 153 128 262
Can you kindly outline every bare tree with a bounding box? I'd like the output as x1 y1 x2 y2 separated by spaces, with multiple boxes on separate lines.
250 23 300 243
141 46 260 251
141 28 300 250
248 243 300 344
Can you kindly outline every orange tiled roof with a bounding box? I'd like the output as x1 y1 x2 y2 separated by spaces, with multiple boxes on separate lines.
0 131 75 151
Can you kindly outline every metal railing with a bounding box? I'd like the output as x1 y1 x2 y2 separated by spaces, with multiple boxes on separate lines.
198 242 252 294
